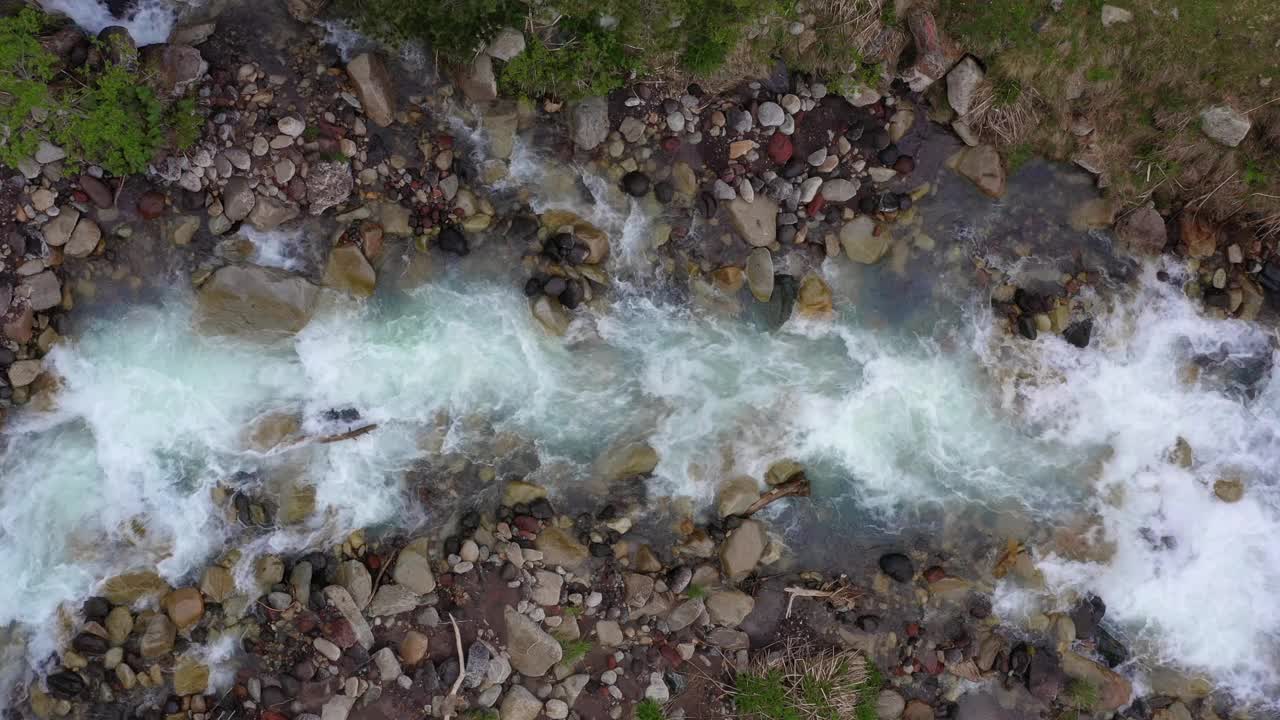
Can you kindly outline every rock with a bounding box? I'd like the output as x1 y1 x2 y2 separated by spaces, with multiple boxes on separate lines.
105 607 133 646
707 627 749 650
1027 649 1064 701
1115 206 1166 255
706 589 754 626
1100 5 1133 25
1214 477 1244 502
757 102 785 127
619 116 646 143
197 264 319 336
535 527 590 569
947 56 984 116
321 696 355 720
7 360 41 387
595 441 658 482
248 195 300 230
727 196 779 247
65 218 101 257
820 178 859 203
879 553 914 582
596 620 624 647
146 44 207 98
438 226 469 255
278 116 306 138
34 141 66 164
531 570 564 606
499 686 542 720
1147 667 1212 700
503 607 562 677
486 27 526 60
840 216 889 264
746 248 774 302
767 132 793 164
42 207 79 246
903 700 935 720
161 587 204 628
19 271 61 312
1200 105 1250 147
571 97 610 151
373 647 402 682
901 9 950 91
346 53 395 127
624 573 656 609
622 171 651 197
667 598 704 632
877 690 906 720
720 519 767 580
140 614 176 657
102 571 170 605
531 296 571 336
486 106 519 160
718 475 759 517
400 630 429 665
1060 650 1131 711
307 161 353 215
173 658 209 696
952 145 1006 198
335 559 372 610
796 275 833 318
171 215 200 246
314 637 341 661
285 0 328 22
459 54 498 104
323 244 376 297
323 586 374 648
222 177 255 222
392 550 436 595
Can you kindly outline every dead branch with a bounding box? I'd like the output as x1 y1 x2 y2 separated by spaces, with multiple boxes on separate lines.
317 424 378 444
742 476 810 516
782 582 861 618
441 613 466 720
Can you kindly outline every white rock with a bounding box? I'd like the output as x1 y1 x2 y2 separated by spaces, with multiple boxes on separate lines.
1200 105 1251 147
757 102 785 127
278 116 306 137
1100 5 1133 25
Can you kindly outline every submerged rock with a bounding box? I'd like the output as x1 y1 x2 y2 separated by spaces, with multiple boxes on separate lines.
197 264 320 336
840 216 888 264
746 248 774 302
878 552 914 582
951 145 1006 198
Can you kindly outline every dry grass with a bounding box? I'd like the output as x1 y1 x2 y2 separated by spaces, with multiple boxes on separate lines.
732 638 868 720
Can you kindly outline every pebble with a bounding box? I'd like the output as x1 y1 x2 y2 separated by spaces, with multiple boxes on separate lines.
807 148 828 166
666 112 686 133
278 116 306 137
757 102 785 127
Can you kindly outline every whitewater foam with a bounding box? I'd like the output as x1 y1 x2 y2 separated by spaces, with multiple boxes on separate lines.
39 0 176 45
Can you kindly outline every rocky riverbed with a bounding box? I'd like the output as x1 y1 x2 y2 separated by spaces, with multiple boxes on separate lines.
3 2 1280 720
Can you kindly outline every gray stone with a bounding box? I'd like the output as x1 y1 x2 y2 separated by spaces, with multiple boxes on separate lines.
596 620 624 647
504 607 562 677
531 570 563 606
799 176 823 203
707 627 749 650
951 145 1006 197
463 641 491 688
706 589 755 626
757 102 785 127
499 685 542 720
820 178 859 203
373 647 402 682
41 207 79 246
335 559 372 610
666 598 704 632
307 161 353 215
840 216 889 264
727 196 779 247
367 584 418 616
248 194 300 230
196 264 319 336
877 690 906 720
718 476 759 517
1115 206 1167 255
619 116 646 143
322 586 373 648
20 271 61 311
320 695 355 720
486 106 519 160
278 116 306 137
1200 105 1251 147
486 27 526 61
460 54 498 104
346 53 395 127
223 148 251 171
323 244 376 297
35 141 66 164
1100 5 1133 25
65 218 102 257
147 44 207 98
746 248 774 302
571 97 610 151
720 519 767 580
393 550 436 594
222 176 255 222
947 57 984 116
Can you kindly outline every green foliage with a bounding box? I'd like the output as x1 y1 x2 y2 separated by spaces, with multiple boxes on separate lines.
563 604 584 617
685 584 707 599
1006 142 1035 173
855 661 884 720
937 0 1040 52
635 698 666 720
1064 679 1099 710
559 638 592 666
333 0 523 64
992 76 1022 107
1243 158 1270 189
735 670 801 720
500 21 637 101
0 9 201 176
1085 66 1115 82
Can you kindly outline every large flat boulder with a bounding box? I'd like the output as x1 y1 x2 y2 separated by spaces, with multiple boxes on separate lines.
503 607 562 677
346 53 395 127
196 264 320 337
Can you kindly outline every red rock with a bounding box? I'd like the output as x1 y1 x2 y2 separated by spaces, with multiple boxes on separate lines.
438 573 455 587
323 619 356 649
261 711 288 720
806 195 826 217
137 191 166 220
924 566 947 583
661 136 681 153
767 133 793 164
659 645 682 666
366 553 382 570
73 190 89 204
514 516 540 533
905 622 921 638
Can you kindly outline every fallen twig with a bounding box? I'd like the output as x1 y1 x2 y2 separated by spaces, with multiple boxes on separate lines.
441 613 465 720
317 424 378 443
783 580 862 618
742 476 810 516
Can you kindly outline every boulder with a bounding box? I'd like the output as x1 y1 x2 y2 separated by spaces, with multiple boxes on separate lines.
392 550 436 595
500 685 542 720
947 56 984 116
1115 206 1167 255
101 571 170 605
1060 651 1131 711
322 585 374 648
459 54 498 104
323 244 376 297
161 587 204 628
222 177 255 222
718 475 759 517
720 519 767 580
1200 105 1250 147
503 607 562 676
140 614 176 657
878 553 914 582
486 105 519 160
840 216 889 264
485 27 526 61
42 207 79 246
307 161 353 215
746 248 774 302
535 527 589 569
200 565 235 603
65 218 101 257
706 589 755 626
346 53 395 127
727 196 779 247
531 296 571 336
594 441 658 482
7 360 41 387
196 264 320 336
19 271 61 311
796 275 833 318
173 658 209 696
571 97 610 151
145 44 207 98
951 144 1006 198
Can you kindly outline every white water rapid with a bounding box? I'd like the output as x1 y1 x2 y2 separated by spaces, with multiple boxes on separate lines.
38 0 177 45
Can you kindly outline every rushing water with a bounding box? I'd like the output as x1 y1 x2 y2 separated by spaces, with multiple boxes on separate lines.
5 1 1280 711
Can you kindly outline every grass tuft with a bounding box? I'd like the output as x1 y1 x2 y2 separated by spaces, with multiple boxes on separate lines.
559 638 592 666
635 698 666 720
734 640 870 720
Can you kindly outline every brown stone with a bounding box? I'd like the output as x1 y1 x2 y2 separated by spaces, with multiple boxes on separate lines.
162 587 204 629
199 566 236 603
140 614 176 658
400 630 429 665
102 571 170 605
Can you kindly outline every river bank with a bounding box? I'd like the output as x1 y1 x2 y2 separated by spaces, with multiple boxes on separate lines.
2 3 1279 720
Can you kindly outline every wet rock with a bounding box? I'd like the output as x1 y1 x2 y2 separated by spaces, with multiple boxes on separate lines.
595 441 658 482
796 275 833 317
1060 650 1132 711
161 587 204 629
902 699 934 720
1027 649 1064 702
720 519 767 580
878 553 914 582
72 632 109 656
437 226 469 256
535 527 590 569
223 177 255 222
718 476 759 517
46 671 86 700
727 196 779 248
504 607 562 676
459 54 498 104
101 571 170 605
571 97 610 151
622 171 651 197
65 218 101 257
840 216 888 264
1115 206 1167 255
137 191 166 219
1200 105 1250 147
947 57 984 116
105 607 133 645
140 614 176 657
1214 477 1244 502
335 559 373 610
19 271 61 312
1069 595 1105 639
7 360 41 387
1063 319 1092 348
346 53 395 127
323 244 376 297
197 264 319 336
951 145 1006 197
746 248 774 302
531 296 571 336
307 161 353 215
323 586 373 648
173 658 209 696
146 44 207 98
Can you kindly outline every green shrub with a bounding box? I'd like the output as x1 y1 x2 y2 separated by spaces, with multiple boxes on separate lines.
559 638 592 666
1064 679 1099 710
854 661 884 720
736 670 801 720
499 21 637 101
685 584 707 599
334 0 523 64
0 9 201 176
1085 66 1115 82
635 698 666 720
